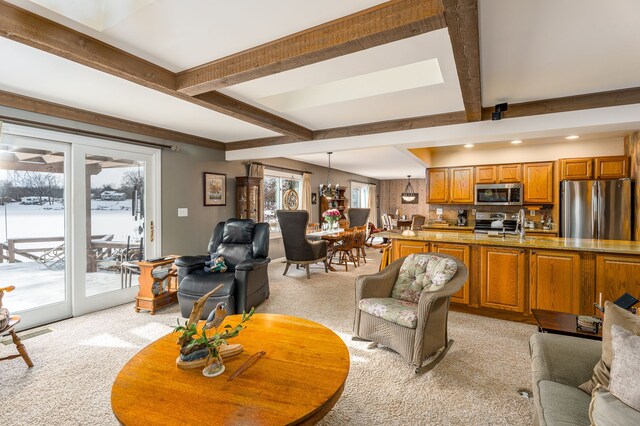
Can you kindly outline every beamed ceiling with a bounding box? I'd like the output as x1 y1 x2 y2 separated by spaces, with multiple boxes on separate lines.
1 0 640 179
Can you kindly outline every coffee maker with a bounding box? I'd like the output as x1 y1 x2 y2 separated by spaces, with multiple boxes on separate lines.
457 209 468 226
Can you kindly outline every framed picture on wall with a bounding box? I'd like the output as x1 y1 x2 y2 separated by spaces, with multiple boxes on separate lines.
311 192 317 205
203 172 226 206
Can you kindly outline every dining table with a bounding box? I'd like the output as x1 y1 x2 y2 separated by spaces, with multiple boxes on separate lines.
307 228 344 271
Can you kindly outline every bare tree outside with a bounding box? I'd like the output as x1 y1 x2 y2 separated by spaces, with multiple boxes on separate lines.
11 171 63 204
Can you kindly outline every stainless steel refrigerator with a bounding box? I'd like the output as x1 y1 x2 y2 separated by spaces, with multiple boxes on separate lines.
560 179 632 240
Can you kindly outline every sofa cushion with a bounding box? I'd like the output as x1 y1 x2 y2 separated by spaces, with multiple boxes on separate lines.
391 254 457 303
589 386 640 426
538 380 591 426
222 219 255 244
579 302 640 394
178 269 236 297
609 325 640 411
358 297 418 329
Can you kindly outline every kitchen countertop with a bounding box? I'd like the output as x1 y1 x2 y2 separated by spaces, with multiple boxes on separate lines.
420 223 558 233
378 230 640 255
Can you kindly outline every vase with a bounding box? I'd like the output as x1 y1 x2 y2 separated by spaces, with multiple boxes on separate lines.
202 353 225 377
332 220 339 230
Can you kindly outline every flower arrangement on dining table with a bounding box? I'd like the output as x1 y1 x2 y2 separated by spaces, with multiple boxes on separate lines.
322 208 341 229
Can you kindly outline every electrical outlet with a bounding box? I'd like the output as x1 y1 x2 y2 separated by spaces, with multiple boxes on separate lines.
178 208 188 217
436 208 443 215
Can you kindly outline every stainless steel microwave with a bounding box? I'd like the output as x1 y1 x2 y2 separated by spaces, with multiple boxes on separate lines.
475 183 523 206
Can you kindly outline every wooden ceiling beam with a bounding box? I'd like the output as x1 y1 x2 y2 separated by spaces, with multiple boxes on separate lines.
225 111 467 151
480 87 640 120
0 1 312 140
443 0 482 122
176 0 447 95
0 90 225 149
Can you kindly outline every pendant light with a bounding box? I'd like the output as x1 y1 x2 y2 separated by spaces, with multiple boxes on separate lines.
320 152 339 198
401 175 417 202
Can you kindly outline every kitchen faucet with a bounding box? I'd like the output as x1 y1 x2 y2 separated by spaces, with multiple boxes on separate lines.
515 208 526 241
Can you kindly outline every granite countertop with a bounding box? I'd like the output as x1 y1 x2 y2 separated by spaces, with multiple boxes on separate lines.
378 230 640 255
420 223 558 233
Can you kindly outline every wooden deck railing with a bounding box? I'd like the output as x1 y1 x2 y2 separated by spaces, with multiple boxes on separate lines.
0 235 112 263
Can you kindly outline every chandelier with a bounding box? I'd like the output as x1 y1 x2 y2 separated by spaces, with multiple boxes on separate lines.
401 175 418 202
320 152 339 198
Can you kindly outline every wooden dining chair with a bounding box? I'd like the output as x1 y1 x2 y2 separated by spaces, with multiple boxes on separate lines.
334 227 358 271
353 225 368 265
0 286 34 368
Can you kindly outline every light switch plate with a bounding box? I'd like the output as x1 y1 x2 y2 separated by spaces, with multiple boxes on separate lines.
436 208 443 215
178 208 188 217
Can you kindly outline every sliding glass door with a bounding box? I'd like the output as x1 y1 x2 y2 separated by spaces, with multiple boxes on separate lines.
0 124 161 328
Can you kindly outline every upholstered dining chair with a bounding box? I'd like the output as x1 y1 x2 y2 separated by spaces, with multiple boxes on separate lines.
411 214 426 230
276 210 328 279
353 253 468 373
347 208 370 227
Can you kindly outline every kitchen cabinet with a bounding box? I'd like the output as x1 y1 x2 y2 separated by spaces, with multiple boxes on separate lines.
392 240 429 259
595 254 640 307
530 250 581 314
449 167 474 203
480 247 526 312
431 242 470 305
594 156 629 179
427 168 449 203
560 158 593 180
523 162 554 203
497 164 522 183
475 166 497 184
319 187 348 220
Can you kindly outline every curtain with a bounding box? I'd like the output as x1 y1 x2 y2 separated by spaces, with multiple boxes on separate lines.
368 184 377 226
301 172 312 215
248 162 264 221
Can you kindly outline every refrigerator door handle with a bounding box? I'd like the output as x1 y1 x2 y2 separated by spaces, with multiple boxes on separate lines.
592 182 599 239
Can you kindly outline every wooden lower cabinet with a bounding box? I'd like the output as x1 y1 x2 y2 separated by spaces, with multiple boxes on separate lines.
480 247 526 313
529 250 581 314
430 242 470 305
392 239 429 259
596 254 640 306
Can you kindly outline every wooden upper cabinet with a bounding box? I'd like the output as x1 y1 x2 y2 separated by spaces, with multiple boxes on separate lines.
431 243 470 305
530 250 581 315
523 162 554 203
561 158 593 180
480 247 526 312
427 168 449 203
497 164 522 183
449 167 474 203
475 165 497 184
594 156 629 179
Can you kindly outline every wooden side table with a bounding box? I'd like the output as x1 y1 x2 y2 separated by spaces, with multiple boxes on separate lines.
134 256 179 315
532 309 602 341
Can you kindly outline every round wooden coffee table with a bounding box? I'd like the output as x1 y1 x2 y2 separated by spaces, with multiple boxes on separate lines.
111 314 350 425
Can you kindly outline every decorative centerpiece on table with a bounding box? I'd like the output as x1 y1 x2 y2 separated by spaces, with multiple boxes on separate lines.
323 208 341 230
175 284 254 377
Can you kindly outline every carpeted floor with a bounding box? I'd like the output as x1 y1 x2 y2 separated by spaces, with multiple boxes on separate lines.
0 250 535 425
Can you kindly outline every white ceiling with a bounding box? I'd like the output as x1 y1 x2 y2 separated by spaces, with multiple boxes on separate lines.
289 147 427 181
3 0 640 179
480 0 640 106
7 0 387 72
0 37 278 142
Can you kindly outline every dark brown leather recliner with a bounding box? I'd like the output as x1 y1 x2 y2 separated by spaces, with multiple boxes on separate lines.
175 219 270 319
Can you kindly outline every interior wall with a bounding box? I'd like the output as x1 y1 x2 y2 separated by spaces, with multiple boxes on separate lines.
624 132 640 240
429 137 624 167
379 178 429 218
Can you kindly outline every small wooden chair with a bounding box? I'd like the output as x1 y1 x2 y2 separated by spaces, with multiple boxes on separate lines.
0 286 33 368
334 227 358 271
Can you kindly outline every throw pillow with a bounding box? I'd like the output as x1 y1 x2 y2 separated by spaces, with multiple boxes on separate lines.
609 325 640 411
579 301 640 395
589 385 640 426
391 254 458 303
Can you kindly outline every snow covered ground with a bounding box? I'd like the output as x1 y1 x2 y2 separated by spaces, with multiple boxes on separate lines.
0 200 142 312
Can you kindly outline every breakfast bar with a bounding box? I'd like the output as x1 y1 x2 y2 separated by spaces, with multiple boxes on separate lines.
378 230 640 323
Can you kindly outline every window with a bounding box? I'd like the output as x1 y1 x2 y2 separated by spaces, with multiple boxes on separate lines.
351 182 369 209
264 169 302 230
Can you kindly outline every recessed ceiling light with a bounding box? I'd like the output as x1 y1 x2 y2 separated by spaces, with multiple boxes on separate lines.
510 140 522 144
464 144 474 148
566 135 580 140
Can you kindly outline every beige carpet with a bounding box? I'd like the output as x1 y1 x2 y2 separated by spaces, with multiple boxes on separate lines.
0 250 535 425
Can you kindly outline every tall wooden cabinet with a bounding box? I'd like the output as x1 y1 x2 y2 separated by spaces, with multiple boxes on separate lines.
523 162 554 203
236 176 262 221
426 168 449 203
449 167 474 203
319 187 348 220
